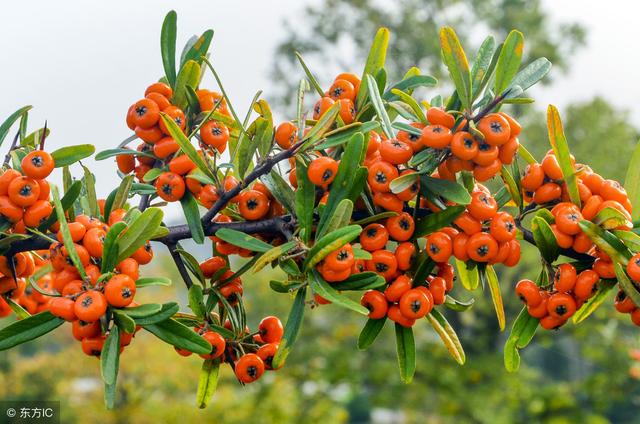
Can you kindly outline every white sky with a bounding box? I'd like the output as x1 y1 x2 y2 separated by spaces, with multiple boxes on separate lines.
0 1 638 216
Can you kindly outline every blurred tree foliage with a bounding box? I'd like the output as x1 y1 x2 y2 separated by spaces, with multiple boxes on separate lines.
270 0 586 108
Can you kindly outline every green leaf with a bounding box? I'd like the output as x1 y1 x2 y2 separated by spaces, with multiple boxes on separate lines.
323 199 354 236
531 216 559 263
500 166 522 207
356 27 390 110
4 297 30 319
81 165 99 217
614 262 640 308
161 10 178 87
294 52 324 97
388 90 427 124
579 220 632 265
444 295 475 311
510 57 551 91
414 205 465 238
0 311 64 351
439 27 472 109
357 318 386 350
504 307 539 372
494 30 524 95
572 279 616 324
394 323 416 383
51 144 95 167
420 175 471 205
316 122 380 150
161 116 215 181
295 157 314 244
251 240 297 274
427 309 465 365
547 105 581 206
272 287 306 369
613 230 640 252
182 29 214 67
143 318 211 355
261 170 296 215
214 228 273 252
303 225 362 271
316 133 366 237
309 271 369 315
52 186 87 279
95 147 155 161
20 127 48 148
455 259 479 291
365 74 394 138
134 302 180 326
593 206 632 230
485 265 505 331
383 75 437 102
188 285 206 319
331 272 386 291
180 191 205 244
172 60 202 112
101 222 127 273
119 303 163 318
116 207 163 263
300 101 341 147
625 140 640 221
101 326 120 386
196 359 220 409
470 36 496 101
0 105 32 148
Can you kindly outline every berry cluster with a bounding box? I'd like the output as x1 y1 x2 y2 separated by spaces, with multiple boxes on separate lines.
516 263 599 329
0 150 55 230
427 187 521 266
360 263 454 327
0 251 39 316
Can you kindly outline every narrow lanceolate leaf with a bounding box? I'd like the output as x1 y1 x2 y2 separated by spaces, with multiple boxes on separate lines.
414 205 465 238
547 105 581 206
52 186 87 279
358 318 386 350
251 240 297 273
51 144 95 167
394 324 416 383
593 207 632 230
470 36 496 101
272 286 306 369
133 302 180 326
427 309 465 365
161 114 214 180
614 262 640 308
444 295 475 311
331 272 385 291
316 133 366 237
116 207 163 263
531 216 559 263
316 121 380 150
389 89 427 124
625 140 640 221
82 165 98 218
135 277 172 288
510 57 551 91
302 225 362 271
101 222 127 273
294 53 324 97
504 307 538 372
180 191 205 244
188 285 206 320
119 303 163 318
300 101 341 147
101 326 120 386
5 297 30 319
143 318 211 355
420 175 471 205
196 359 220 409
160 10 178 87
309 271 369 315
0 311 64 351
356 27 390 110
439 27 472 109
172 60 202 112
323 199 354 236
494 30 524 95
573 279 616 324
182 29 214 66
38 180 82 231
579 220 632 265
295 157 314 243
613 230 640 252
485 266 505 331
365 74 394 138
214 228 272 252
500 166 522 207
455 259 479 291
0 105 32 148
261 170 296 215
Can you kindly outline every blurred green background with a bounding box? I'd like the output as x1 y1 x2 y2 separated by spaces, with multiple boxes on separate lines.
2 1 640 423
